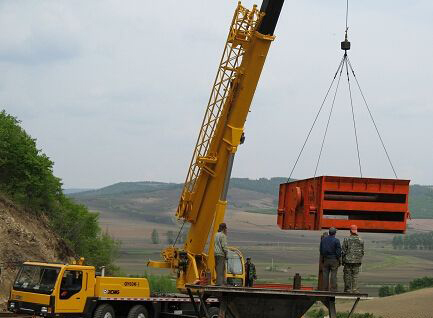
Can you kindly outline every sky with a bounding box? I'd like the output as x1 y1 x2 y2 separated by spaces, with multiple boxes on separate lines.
1 0 432 188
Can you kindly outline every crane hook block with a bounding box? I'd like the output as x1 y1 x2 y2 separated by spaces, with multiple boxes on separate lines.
341 39 351 51
277 176 410 233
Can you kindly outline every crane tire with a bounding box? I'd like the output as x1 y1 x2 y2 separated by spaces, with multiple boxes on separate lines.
127 305 149 318
207 306 220 318
93 304 115 318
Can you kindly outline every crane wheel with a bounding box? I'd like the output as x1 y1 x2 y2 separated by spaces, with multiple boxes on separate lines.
207 306 220 318
93 304 115 318
127 305 149 318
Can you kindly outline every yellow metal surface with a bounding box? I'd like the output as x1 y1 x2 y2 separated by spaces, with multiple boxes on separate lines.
10 290 50 306
149 1 277 289
10 262 149 313
147 260 172 269
55 267 95 313
95 277 150 298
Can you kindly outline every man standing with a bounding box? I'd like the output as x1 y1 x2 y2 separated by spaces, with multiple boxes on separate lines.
342 224 364 293
319 227 341 292
245 257 257 287
214 223 228 286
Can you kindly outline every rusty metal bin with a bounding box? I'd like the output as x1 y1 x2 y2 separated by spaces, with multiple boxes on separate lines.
277 176 410 233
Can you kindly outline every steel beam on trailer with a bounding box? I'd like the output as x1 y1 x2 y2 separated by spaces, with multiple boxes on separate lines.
186 285 368 318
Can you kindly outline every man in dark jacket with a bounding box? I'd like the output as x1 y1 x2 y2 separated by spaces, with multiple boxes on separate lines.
320 227 341 292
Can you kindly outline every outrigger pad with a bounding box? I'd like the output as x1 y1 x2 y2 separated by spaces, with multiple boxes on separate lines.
277 176 410 234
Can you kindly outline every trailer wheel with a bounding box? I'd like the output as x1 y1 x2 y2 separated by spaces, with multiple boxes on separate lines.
94 304 115 318
127 305 148 318
208 307 220 318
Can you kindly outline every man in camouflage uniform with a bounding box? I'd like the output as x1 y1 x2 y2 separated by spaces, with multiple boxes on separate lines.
245 257 257 287
342 224 365 293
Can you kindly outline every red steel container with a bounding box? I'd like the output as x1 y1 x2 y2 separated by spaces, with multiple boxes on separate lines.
277 176 410 233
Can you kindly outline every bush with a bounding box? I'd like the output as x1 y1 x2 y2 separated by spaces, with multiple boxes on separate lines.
394 283 406 294
377 277 433 298
378 285 394 297
130 272 177 294
0 110 119 273
409 277 433 290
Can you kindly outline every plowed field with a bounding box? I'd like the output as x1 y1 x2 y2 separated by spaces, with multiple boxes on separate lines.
338 288 433 318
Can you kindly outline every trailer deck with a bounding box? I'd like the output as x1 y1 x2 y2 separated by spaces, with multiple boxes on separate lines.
186 285 368 318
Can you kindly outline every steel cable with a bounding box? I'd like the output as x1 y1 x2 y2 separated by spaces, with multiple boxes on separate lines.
314 56 345 177
287 56 345 182
345 57 363 177
347 58 398 178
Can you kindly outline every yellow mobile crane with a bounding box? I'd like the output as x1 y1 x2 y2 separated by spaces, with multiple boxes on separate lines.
8 1 284 318
148 0 284 289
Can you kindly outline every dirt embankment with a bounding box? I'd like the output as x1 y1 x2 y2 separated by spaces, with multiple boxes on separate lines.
0 195 73 309
338 288 433 317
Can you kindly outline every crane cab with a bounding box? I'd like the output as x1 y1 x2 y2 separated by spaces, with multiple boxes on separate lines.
8 261 149 317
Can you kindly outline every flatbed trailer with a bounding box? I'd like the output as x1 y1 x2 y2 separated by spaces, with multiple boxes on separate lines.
0 313 33 318
185 285 368 318
8 291 219 318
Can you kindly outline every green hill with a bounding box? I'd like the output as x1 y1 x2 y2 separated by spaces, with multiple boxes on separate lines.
0 110 119 273
408 185 433 218
70 178 433 220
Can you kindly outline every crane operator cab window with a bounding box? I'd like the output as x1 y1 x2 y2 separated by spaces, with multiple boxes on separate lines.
13 265 60 294
226 250 243 275
59 270 83 299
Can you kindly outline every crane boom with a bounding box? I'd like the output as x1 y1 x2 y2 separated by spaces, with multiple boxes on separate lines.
148 0 284 289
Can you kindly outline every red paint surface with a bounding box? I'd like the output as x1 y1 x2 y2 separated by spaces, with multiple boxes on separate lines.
277 176 410 233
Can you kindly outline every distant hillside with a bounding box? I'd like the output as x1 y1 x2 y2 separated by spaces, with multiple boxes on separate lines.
63 188 94 194
409 185 433 218
70 178 433 221
74 181 180 197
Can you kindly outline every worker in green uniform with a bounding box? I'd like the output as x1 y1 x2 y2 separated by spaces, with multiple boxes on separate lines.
342 224 365 293
245 257 257 287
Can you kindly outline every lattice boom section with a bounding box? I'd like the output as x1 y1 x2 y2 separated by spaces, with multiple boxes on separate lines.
177 3 263 217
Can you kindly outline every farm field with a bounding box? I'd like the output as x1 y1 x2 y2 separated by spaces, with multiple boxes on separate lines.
97 207 433 297
336 287 433 317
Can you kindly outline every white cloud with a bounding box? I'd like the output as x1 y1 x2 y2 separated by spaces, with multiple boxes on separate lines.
1 0 432 187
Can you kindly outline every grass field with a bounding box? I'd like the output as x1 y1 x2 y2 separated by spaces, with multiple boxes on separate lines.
96 207 433 297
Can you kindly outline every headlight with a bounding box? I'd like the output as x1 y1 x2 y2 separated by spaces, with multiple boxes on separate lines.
41 307 48 313
9 302 15 309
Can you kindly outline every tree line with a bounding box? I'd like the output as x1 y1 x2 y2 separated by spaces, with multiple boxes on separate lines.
378 277 433 297
0 110 119 273
392 231 433 250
